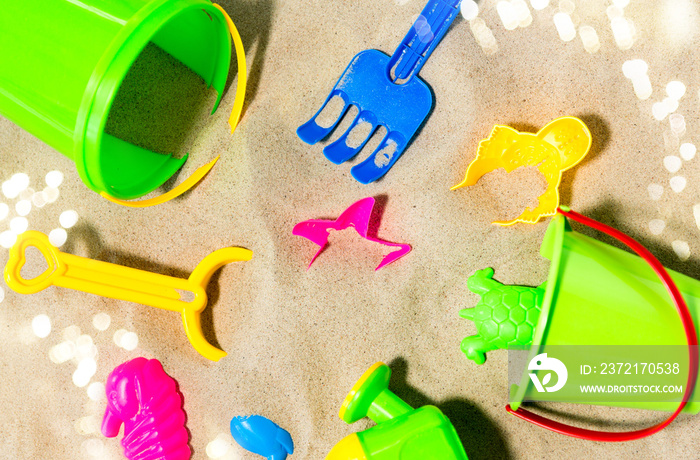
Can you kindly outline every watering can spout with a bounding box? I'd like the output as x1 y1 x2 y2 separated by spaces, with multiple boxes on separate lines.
325 433 366 460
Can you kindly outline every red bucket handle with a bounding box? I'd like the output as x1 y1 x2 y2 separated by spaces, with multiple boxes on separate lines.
505 207 699 441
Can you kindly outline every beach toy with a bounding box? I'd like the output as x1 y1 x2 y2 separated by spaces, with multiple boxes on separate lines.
230 415 294 460
297 0 462 184
103 358 190 460
3 230 252 361
0 0 247 206
326 362 469 459
459 268 544 364
293 197 411 270
451 117 591 225
470 208 698 441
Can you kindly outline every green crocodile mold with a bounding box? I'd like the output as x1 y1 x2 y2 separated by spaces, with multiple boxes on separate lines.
460 268 544 364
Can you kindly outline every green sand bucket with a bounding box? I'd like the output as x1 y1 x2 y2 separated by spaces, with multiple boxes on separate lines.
507 208 698 440
0 0 233 199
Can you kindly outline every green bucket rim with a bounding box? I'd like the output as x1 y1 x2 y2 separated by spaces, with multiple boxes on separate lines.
509 213 568 410
73 0 230 198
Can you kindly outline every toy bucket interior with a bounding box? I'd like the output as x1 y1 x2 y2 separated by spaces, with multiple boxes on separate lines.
510 214 700 413
0 0 231 199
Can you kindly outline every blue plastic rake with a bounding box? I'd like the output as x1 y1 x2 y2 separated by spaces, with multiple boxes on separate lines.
297 0 462 184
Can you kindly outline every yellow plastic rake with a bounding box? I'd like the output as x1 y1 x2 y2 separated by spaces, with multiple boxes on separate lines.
4 231 252 361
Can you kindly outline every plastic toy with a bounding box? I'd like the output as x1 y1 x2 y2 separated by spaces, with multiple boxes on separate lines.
451 117 592 225
230 415 294 460
459 268 544 364
326 362 468 459
297 0 461 184
3 230 252 361
102 358 190 460
473 208 699 441
292 197 411 270
0 0 246 206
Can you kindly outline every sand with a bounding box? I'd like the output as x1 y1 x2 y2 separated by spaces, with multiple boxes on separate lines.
1 0 700 458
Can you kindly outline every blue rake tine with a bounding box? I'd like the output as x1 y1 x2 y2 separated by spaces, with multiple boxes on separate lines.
323 111 378 165
297 91 350 145
351 131 407 184
298 0 461 183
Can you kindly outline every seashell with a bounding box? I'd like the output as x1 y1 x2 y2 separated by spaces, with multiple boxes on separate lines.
102 358 190 460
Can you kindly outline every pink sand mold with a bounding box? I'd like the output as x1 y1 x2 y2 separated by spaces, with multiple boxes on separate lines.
102 358 191 460
293 197 411 270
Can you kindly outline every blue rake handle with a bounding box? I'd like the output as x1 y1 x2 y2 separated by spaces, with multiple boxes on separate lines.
388 0 462 83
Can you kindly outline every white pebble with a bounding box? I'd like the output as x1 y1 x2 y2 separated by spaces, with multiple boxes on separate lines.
32 314 51 338
0 286 4 303
647 184 663 200
497 1 519 30
82 438 104 457
461 0 479 20
680 143 696 161
59 210 79 229
76 335 94 355
693 204 700 230
0 203 8 221
663 97 679 114
45 171 64 188
75 416 97 436
63 325 81 342
120 332 139 351
31 191 47 208
611 17 634 50
0 231 17 249
49 341 76 364
206 434 233 458
87 382 105 402
92 313 111 331
670 113 686 135
73 358 97 388
672 240 691 261
2 180 19 199
652 102 668 121
49 228 68 247
670 176 687 193
512 0 532 27
43 187 59 203
530 0 549 10
649 219 666 235
663 156 682 173
579 25 600 53
666 81 686 100
113 329 127 346
9 217 28 235
19 187 34 201
632 75 653 100
607 5 623 20
11 173 30 193
553 12 576 41
558 0 575 15
622 59 648 79
15 200 31 216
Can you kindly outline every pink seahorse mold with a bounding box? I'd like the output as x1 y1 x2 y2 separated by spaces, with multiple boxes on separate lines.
102 357 191 460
